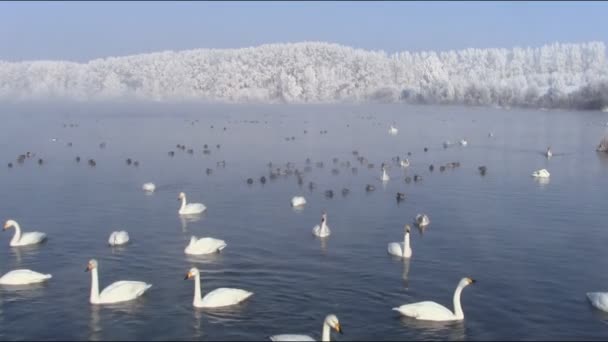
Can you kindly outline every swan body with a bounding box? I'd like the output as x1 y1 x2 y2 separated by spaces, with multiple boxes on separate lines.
389 125 398 135
108 231 129 246
388 225 412 258
400 159 410 168
291 196 307 207
270 314 342 342
460 139 468 146
545 147 552 158
415 214 430 228
531 169 550 178
184 236 227 255
3 220 47 247
313 212 331 237
142 182 156 192
393 277 475 321
381 167 390 181
587 292 608 312
178 192 206 215
86 259 151 305
185 267 253 308
0 269 52 285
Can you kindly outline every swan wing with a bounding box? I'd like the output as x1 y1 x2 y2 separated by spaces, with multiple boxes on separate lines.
0 269 52 285
200 287 253 308
587 292 608 312
393 301 455 321
388 242 403 256
270 335 315 342
186 237 226 254
186 203 206 213
99 281 151 302
20 232 47 244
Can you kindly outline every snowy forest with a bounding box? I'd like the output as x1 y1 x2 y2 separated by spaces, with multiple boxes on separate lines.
0 41 607 109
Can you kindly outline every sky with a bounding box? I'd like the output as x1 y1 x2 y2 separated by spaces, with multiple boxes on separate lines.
0 1 607 62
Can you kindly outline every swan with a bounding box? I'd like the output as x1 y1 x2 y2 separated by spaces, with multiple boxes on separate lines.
587 292 608 312
389 125 398 135
400 159 410 168
460 139 468 146
388 225 412 258
3 219 47 247
108 231 129 246
270 314 342 342
178 192 206 215
184 236 227 255
313 212 331 237
531 169 550 178
415 214 430 228
381 167 390 181
0 269 52 285
545 147 552 158
85 259 152 305
291 196 307 207
393 277 476 321
184 267 253 308
142 182 156 192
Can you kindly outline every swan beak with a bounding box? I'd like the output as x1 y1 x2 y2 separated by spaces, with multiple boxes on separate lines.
468 278 476 284
85 265 91 272
184 272 192 280
2 223 9 230
335 324 343 334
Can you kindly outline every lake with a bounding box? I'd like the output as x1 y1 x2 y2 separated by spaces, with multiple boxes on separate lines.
1 102 607 340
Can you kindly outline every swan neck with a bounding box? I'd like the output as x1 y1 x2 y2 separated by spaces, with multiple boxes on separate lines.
11 223 21 244
193 273 203 306
404 232 411 256
453 284 465 319
90 268 100 304
321 321 331 342
180 196 187 211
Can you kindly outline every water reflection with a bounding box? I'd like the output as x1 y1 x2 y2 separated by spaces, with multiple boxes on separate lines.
180 214 202 232
402 258 411 288
534 177 550 187
398 316 466 340
89 306 102 341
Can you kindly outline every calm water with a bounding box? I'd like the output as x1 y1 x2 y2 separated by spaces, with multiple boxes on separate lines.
1 102 608 340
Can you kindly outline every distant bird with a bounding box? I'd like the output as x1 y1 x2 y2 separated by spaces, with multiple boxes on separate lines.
366 184 376 192
413 175 422 182
168 151 175 156
8 162 12 168
38 159 43 165
187 149 194 154
400 159 410 168
415 214 430 228
88 159 96 167
126 158 132 165
331 168 340 175
67 142 72 147
424 147 428 152
246 178 253 184
308 182 316 190
76 156 81 162
405 177 411 184
460 139 468 147
407 152 412 156
429 164 434 172
216 144 221 149
133 161 139 167
325 190 334 198
546 146 552 158
478 166 487 176
333 157 339 164
439 165 446 172
99 142 106 148
206 168 212 175
204 144 208 149
260 176 266 184
341 188 350 196
396 192 406 202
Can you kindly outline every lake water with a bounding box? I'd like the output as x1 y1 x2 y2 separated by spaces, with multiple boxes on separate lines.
1 102 608 340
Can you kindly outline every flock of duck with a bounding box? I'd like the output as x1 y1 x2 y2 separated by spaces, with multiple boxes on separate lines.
1 120 606 341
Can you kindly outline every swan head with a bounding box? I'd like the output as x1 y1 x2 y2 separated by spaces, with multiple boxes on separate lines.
324 314 342 334
404 224 411 233
321 211 328 222
459 277 476 287
184 267 200 280
85 259 98 272
3 219 17 230
178 192 186 200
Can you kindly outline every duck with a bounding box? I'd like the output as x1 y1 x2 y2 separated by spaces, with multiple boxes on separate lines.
178 192 207 215
415 214 430 228
387 224 412 258
108 231 129 246
531 169 550 178
3 219 47 247
85 259 151 305
291 196 307 207
478 166 487 175
0 269 52 285
184 236 227 255
270 314 342 342
184 267 253 308
142 182 156 192
312 212 331 237
366 184 376 192
396 192 406 202
393 277 476 321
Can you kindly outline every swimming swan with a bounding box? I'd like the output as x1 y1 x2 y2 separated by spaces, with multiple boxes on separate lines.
291 196 307 207
3 219 47 247
108 231 129 246
388 225 412 258
531 169 550 178
587 292 608 312
0 269 52 285
184 267 253 308
389 125 398 135
313 212 331 237
270 314 343 341
415 214 430 228
142 182 156 192
184 236 227 255
85 259 151 305
178 192 207 215
545 147 552 158
400 159 410 168
393 277 476 321
381 167 390 181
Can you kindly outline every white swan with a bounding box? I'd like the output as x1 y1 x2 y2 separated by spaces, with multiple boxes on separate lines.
85 259 152 305
291 196 307 207
388 224 412 258
184 236 227 255
545 147 552 158
108 231 129 246
531 169 550 178
393 277 476 321
142 182 156 192
0 269 52 285
184 267 253 308
178 192 206 215
3 219 47 247
270 314 342 342
587 292 608 312
400 159 410 168
388 125 398 135
312 212 331 237
415 214 430 228
460 139 468 146
381 167 390 181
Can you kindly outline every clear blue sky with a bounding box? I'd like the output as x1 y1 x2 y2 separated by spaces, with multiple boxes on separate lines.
1 1 606 62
